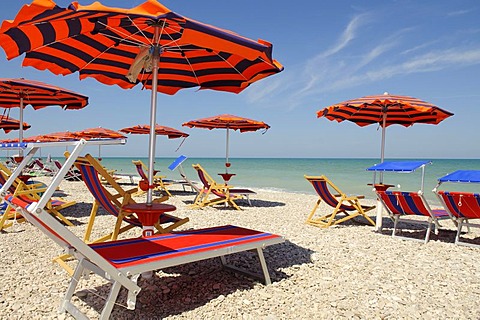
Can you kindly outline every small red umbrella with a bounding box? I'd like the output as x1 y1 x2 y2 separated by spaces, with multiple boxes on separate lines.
74 127 127 159
0 115 30 133
120 124 189 139
183 114 269 173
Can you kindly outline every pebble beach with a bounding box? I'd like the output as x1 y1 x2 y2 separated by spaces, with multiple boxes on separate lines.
1 177 480 319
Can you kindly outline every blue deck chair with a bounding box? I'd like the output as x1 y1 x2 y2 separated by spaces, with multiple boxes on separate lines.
305 175 376 228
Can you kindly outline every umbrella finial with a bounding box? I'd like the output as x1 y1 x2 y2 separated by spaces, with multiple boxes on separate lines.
383 92 389 95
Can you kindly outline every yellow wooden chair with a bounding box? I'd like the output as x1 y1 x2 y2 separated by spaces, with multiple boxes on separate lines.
304 175 375 228
132 159 172 196
191 164 256 210
0 162 75 231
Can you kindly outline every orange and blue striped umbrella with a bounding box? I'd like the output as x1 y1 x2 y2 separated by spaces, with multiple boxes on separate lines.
120 124 188 139
0 0 282 203
0 116 31 134
183 114 269 172
317 93 453 161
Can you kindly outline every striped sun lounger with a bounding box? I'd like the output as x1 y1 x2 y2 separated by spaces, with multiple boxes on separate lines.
4 194 284 320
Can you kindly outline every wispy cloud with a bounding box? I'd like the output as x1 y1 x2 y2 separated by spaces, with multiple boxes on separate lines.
447 9 473 16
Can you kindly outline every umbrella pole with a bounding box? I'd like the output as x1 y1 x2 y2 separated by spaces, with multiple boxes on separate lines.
375 111 387 232
146 27 161 204
226 128 230 173
19 95 24 156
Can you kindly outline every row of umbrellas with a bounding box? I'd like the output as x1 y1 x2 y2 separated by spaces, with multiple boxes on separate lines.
0 0 454 204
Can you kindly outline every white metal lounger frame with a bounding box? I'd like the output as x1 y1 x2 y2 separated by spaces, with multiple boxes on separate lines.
0 140 284 319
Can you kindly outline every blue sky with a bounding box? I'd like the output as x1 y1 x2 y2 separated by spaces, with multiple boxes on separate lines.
1 0 479 159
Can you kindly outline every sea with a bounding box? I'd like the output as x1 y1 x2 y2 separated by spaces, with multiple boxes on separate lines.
47 157 480 206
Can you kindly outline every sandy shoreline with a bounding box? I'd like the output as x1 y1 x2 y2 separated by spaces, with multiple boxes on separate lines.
1 177 480 319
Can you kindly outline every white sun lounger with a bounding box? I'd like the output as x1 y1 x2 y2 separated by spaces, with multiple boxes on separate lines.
0 140 284 320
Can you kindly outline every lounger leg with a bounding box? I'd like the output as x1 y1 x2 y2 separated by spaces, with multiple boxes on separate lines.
246 195 252 206
425 218 433 244
455 219 465 245
60 260 86 318
256 247 272 285
220 249 272 285
392 215 400 238
99 280 122 320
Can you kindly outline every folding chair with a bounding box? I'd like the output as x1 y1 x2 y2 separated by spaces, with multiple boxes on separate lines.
0 162 75 231
304 175 375 228
132 159 172 196
4 194 284 320
376 190 449 243
67 153 189 243
53 159 83 181
434 170 480 248
192 163 256 210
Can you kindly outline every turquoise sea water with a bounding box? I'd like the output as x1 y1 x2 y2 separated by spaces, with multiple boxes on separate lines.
77 157 480 205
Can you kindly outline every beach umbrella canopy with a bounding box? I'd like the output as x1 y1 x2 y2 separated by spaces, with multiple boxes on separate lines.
120 124 189 139
317 92 453 162
183 114 270 174
0 78 88 144
74 127 127 159
0 0 283 203
0 115 30 133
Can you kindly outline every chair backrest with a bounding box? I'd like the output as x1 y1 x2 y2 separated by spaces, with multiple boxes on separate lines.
436 190 480 219
0 163 42 203
193 164 215 189
70 153 141 227
53 160 63 170
305 175 356 211
377 190 432 217
132 160 148 180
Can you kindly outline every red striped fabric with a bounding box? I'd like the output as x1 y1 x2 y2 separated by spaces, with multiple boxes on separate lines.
0 78 88 110
120 124 188 139
183 114 270 132
317 93 453 127
0 116 30 133
0 0 283 95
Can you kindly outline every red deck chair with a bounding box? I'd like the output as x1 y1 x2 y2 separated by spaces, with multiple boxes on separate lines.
376 190 450 243
436 191 480 247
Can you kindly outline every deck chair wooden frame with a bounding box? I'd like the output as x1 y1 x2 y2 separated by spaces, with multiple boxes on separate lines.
376 190 450 243
4 193 284 320
0 162 75 231
132 159 172 196
67 153 189 242
304 175 376 228
435 191 480 248
192 164 256 210
54 153 189 275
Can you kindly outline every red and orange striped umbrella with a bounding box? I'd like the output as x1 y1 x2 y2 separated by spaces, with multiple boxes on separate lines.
317 92 453 161
120 124 188 139
0 0 282 204
0 116 30 134
183 114 269 172
0 78 88 144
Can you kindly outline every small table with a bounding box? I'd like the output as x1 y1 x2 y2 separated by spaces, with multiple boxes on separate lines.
218 173 236 184
368 183 395 192
122 203 176 237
